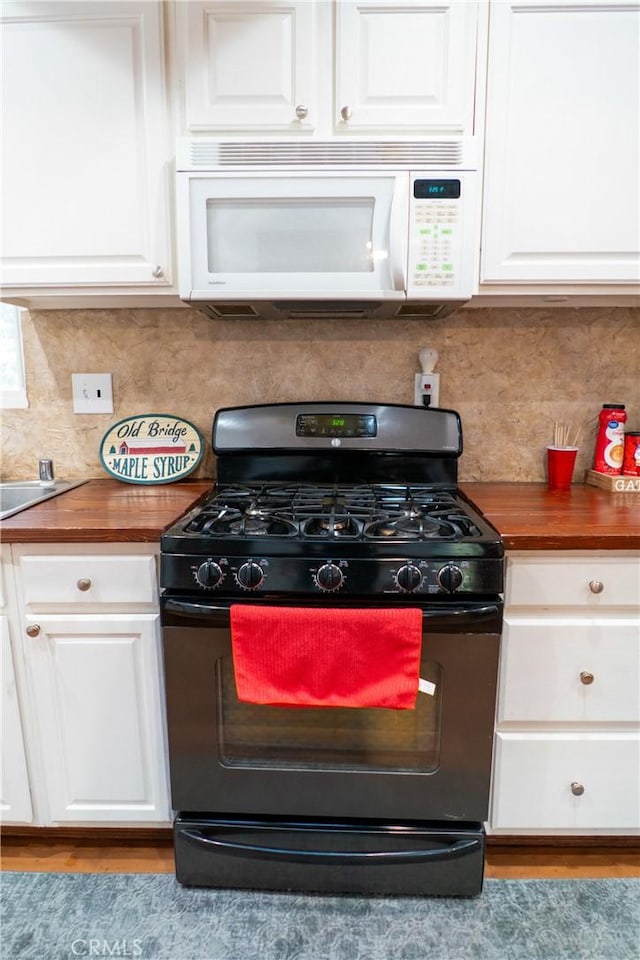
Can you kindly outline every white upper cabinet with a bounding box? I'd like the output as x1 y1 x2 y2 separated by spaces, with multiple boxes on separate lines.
481 0 640 288
181 1 319 132
0 1 173 291
335 0 479 134
178 1 485 137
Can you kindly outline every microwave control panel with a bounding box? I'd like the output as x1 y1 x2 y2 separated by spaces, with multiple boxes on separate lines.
407 173 475 299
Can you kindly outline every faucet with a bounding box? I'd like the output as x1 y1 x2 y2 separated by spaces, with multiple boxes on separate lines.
38 459 55 486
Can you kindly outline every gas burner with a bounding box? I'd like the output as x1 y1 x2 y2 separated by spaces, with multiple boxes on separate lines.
185 508 297 538
364 512 454 541
300 515 362 539
228 516 287 537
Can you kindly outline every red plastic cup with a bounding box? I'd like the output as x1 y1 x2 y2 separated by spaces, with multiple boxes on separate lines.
547 447 578 490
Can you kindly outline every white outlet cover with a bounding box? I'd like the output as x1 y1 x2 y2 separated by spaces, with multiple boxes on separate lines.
414 372 440 407
72 373 114 414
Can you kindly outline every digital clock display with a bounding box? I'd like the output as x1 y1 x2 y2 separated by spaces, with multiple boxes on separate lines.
414 179 461 200
296 413 377 438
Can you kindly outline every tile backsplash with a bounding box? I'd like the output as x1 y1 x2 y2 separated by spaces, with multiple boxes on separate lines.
2 306 638 482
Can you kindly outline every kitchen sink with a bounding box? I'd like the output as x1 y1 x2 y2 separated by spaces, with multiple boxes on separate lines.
0 479 88 520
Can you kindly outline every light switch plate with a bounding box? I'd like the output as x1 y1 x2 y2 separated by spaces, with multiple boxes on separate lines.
72 373 114 414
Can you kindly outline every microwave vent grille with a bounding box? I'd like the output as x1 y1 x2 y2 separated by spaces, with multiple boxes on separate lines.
185 139 465 169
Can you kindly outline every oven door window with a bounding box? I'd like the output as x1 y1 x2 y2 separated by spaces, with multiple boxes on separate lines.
217 658 442 774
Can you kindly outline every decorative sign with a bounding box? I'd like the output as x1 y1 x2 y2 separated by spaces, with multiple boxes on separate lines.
99 414 204 485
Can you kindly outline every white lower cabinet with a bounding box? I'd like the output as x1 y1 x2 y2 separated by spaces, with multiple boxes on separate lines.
0 545 33 824
24 614 168 823
1 616 33 824
7 544 170 826
490 552 640 835
493 733 640 831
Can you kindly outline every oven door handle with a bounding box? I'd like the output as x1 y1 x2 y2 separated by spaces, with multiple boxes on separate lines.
181 828 480 865
163 599 500 627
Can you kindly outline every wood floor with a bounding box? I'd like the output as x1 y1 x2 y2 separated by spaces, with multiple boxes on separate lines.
1 836 639 880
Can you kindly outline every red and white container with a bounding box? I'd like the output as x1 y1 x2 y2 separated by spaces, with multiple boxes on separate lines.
622 431 640 476
593 404 627 475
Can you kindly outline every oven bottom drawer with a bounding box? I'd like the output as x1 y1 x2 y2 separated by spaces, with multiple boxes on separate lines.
174 815 486 897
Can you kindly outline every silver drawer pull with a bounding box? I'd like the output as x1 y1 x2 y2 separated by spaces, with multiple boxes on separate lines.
579 671 595 685
589 580 604 594
570 781 585 797
26 624 41 637
340 105 352 121
295 104 308 119
77 578 92 592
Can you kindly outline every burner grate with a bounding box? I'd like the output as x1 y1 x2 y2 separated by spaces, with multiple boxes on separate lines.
182 482 482 542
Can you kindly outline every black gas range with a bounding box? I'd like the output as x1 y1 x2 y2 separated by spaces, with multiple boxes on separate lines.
160 403 504 897
161 402 503 600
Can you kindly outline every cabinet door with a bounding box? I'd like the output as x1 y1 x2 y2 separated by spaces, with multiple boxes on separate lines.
492 732 640 831
24 614 170 823
498 615 640 723
0 2 171 287
0 618 33 824
182 1 318 132
481 0 640 283
335 0 480 133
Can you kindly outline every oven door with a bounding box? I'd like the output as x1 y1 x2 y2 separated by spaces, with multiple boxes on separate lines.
161 598 501 823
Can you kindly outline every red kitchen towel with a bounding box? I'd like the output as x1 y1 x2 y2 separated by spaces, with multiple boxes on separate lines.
230 605 423 709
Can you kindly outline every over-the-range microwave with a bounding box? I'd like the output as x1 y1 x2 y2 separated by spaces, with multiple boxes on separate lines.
176 138 480 320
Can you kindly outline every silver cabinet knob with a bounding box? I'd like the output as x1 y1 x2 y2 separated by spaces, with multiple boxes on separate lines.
340 105 352 121
26 624 41 637
570 781 585 796
77 578 92 592
589 580 604 594
295 104 309 120
580 671 595 685
152 265 164 278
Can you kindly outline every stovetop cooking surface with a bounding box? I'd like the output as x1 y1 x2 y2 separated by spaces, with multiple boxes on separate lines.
182 482 484 543
160 403 504 596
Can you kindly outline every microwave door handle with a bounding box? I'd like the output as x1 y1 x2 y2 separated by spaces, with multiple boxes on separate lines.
389 175 408 291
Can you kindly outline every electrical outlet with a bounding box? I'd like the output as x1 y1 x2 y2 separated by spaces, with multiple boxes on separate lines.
414 372 440 408
72 373 114 414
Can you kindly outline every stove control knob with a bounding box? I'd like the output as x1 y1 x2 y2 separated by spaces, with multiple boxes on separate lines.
315 562 345 592
437 564 464 593
195 561 223 589
396 564 423 593
236 561 265 590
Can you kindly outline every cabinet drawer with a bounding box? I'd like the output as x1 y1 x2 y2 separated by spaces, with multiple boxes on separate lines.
492 733 640 831
20 555 157 605
499 616 640 722
506 556 640 609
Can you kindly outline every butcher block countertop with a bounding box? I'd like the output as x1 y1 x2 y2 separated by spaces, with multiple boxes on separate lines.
462 482 640 551
0 479 212 543
0 479 638 550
